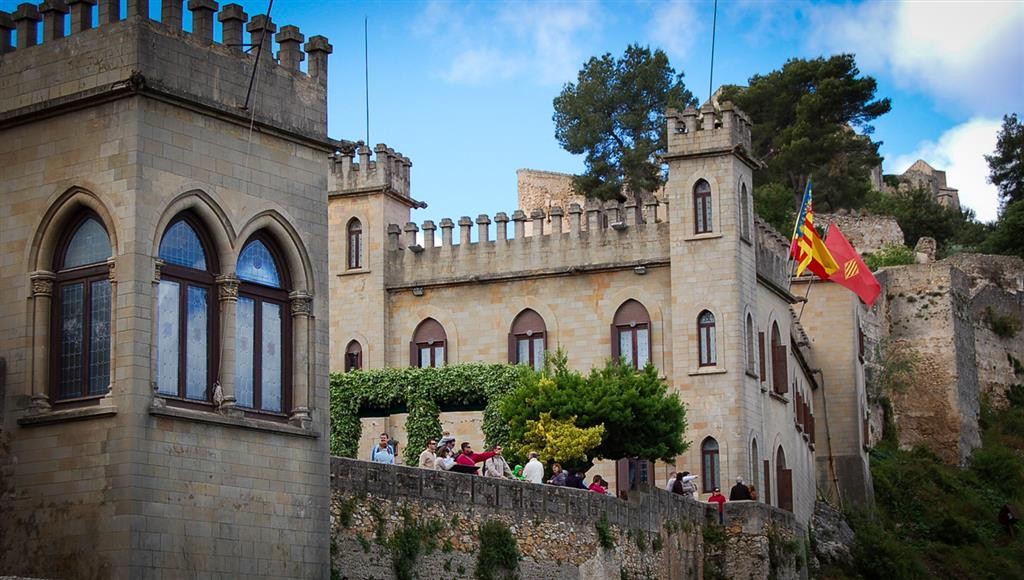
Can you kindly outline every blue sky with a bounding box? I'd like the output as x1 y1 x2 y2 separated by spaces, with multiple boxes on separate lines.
6 0 1021 223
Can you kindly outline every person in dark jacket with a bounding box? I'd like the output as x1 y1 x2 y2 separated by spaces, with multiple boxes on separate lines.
564 471 587 489
730 476 753 500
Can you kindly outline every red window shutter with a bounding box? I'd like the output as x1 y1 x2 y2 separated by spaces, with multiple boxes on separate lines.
409 341 417 367
758 332 766 381
772 345 788 394
763 459 771 505
507 333 516 364
809 414 816 444
611 325 620 360
778 468 793 512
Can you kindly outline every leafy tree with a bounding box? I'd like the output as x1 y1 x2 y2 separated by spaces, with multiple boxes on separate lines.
985 113 1024 208
553 44 697 201
719 54 891 211
515 410 604 469
501 352 688 468
869 187 985 251
754 182 798 235
981 200 1024 258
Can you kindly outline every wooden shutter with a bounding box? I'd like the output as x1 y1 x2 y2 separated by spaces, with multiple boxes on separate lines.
409 341 417 367
772 344 788 394
758 332 766 381
611 324 620 360
507 333 516 364
778 468 794 512
763 460 771 505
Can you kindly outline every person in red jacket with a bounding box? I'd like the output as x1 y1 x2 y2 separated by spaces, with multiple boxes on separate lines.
708 488 727 524
455 442 497 475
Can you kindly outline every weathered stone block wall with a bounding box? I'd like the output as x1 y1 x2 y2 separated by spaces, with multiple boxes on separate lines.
970 286 1024 406
874 264 979 464
817 213 904 254
329 458 805 580
1 7 332 578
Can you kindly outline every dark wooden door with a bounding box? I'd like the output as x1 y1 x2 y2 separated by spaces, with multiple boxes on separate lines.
778 468 794 512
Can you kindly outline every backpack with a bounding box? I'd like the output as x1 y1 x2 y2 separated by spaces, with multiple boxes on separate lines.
371 444 394 461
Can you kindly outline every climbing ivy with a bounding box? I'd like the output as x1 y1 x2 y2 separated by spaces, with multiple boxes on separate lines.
329 364 530 465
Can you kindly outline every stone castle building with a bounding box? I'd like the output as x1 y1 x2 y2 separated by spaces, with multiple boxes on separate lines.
887 159 961 210
1 3 334 578
330 102 876 523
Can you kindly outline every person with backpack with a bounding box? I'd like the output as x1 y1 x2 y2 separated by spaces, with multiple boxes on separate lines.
370 432 395 464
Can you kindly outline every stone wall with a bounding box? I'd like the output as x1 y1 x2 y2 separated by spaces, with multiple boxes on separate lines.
970 285 1024 406
817 213 904 254
329 458 805 580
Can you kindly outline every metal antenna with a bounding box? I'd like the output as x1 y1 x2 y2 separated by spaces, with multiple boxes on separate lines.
365 15 370 147
708 0 718 103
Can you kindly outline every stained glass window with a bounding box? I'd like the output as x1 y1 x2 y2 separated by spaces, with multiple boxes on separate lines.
159 220 207 270
63 218 111 268
238 240 281 288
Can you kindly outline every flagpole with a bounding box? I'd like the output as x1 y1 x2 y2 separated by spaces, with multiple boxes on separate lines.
785 177 810 293
795 223 828 322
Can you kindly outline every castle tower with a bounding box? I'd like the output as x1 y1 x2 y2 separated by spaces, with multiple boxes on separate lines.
664 102 763 492
328 143 420 372
0 4 333 577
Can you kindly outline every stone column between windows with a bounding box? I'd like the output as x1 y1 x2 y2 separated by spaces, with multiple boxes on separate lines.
103 257 117 402
216 274 241 416
28 270 55 413
289 290 312 429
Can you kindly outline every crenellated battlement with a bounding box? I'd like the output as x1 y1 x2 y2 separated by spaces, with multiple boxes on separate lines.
329 143 413 198
755 215 794 291
665 100 754 160
382 194 670 288
0 1 331 139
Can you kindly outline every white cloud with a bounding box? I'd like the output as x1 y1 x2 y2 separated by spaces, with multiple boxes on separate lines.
807 1 1024 115
888 118 1002 222
417 1 599 86
647 1 701 59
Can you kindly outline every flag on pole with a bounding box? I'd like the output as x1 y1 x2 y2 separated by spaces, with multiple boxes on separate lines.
790 179 839 279
824 225 882 306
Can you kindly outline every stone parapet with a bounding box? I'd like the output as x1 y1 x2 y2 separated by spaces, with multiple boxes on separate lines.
665 101 754 160
329 143 414 199
330 457 805 579
0 3 329 139
755 216 792 290
382 199 671 289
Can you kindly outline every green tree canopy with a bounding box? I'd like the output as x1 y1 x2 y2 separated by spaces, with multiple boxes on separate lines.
981 200 1024 258
500 352 688 469
868 187 988 250
985 113 1024 209
719 54 891 211
553 44 697 201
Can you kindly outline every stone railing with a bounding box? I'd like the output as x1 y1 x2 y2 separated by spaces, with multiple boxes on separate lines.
329 457 805 580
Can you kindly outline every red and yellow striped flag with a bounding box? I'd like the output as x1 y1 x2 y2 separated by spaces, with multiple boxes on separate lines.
789 179 839 279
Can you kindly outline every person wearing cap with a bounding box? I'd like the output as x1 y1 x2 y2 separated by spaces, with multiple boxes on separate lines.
730 476 753 500
522 452 544 483
708 487 727 524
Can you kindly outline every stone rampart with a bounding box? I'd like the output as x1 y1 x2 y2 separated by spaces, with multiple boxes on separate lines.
383 199 671 289
329 457 805 580
666 102 753 158
755 216 791 290
330 143 413 198
817 213 904 254
0 3 330 140
969 285 1024 406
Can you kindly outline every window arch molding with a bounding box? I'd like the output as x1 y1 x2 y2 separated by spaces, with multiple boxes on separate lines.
406 306 461 366
739 179 752 242
235 210 313 293
151 190 236 271
30 187 119 273
745 310 757 376
612 299 652 369
604 288 663 370
411 317 447 368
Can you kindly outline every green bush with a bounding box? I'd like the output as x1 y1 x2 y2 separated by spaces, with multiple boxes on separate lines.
864 243 916 271
329 364 529 464
475 520 520 580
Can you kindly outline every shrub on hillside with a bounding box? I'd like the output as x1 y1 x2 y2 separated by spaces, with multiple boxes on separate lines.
864 243 915 271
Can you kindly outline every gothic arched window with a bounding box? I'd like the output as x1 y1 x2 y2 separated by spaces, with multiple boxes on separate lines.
740 182 751 240
53 214 113 401
698 310 717 367
701 437 720 493
694 179 713 234
745 313 757 374
157 215 218 402
612 300 651 369
345 340 362 372
771 321 788 395
235 236 291 414
347 218 362 270
509 309 546 370
411 318 446 368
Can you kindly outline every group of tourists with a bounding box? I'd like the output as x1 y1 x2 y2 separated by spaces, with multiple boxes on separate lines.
369 432 613 494
667 471 758 523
